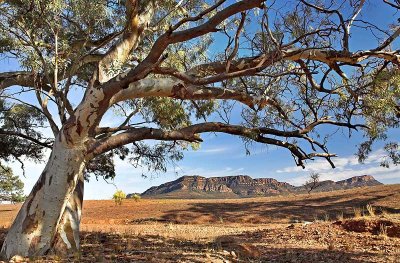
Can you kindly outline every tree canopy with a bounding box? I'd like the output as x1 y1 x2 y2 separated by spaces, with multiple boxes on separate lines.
0 0 399 177
1 0 400 259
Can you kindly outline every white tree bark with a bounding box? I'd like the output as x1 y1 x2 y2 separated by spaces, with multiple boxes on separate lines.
98 0 155 83
0 137 86 259
110 78 269 109
1 73 107 259
51 176 84 255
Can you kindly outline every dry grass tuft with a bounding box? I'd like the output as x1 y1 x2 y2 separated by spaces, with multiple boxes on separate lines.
366 203 375 217
336 211 344 221
380 208 390 218
353 207 362 218
324 213 330 222
379 223 388 238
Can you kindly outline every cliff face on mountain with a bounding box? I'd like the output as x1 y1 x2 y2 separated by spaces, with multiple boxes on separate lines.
142 175 295 196
139 175 382 198
336 175 380 187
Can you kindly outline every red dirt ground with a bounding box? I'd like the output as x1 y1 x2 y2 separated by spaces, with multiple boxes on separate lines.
1 184 400 262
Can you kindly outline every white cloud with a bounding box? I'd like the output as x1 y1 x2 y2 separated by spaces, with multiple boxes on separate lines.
194 146 231 154
173 165 245 177
276 155 360 174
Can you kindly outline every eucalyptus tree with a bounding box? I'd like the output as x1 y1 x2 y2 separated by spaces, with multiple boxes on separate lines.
0 167 25 203
0 0 399 259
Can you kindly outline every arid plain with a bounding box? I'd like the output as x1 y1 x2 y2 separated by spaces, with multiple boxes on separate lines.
1 184 400 262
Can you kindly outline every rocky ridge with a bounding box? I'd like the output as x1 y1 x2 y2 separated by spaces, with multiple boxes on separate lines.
139 175 382 198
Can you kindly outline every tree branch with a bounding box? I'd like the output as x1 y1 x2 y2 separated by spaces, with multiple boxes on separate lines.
153 47 400 88
371 26 400 52
110 77 270 110
105 0 265 89
0 72 50 91
97 0 155 83
0 130 53 149
88 122 341 168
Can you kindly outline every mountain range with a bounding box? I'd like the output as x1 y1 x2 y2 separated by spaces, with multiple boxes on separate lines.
135 175 382 199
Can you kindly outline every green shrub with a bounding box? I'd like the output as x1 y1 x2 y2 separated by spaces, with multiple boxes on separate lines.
112 190 126 205
131 194 141 202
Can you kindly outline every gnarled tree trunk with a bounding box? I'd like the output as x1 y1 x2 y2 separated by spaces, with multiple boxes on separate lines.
52 175 84 255
0 136 86 259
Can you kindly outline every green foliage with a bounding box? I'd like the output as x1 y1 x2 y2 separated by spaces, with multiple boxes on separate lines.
84 147 129 181
382 143 400 168
112 190 126 205
143 97 191 129
0 0 124 69
0 167 25 203
130 194 141 202
130 141 184 175
363 69 400 133
0 98 49 168
357 69 400 165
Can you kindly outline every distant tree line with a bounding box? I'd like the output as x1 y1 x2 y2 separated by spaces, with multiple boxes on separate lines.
0 167 25 203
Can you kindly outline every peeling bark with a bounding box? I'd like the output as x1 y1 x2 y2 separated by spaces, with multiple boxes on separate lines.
51 176 84 255
0 137 86 259
1 80 103 259
98 0 155 83
110 78 269 110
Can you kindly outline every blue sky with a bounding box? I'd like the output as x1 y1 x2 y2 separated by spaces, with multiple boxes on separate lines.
8 125 400 200
3 1 400 199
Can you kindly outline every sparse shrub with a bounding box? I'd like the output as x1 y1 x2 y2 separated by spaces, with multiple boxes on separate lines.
379 224 388 238
112 190 126 205
366 203 375 217
324 213 330 222
353 207 362 218
336 211 344 221
304 172 320 194
380 208 389 217
313 215 320 222
131 194 141 202
94 252 106 262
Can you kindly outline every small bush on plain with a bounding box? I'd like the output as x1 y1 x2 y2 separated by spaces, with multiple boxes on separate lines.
113 190 126 205
131 194 141 202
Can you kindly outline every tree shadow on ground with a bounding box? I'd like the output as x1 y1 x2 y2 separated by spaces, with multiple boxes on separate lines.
159 192 398 224
0 227 393 263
